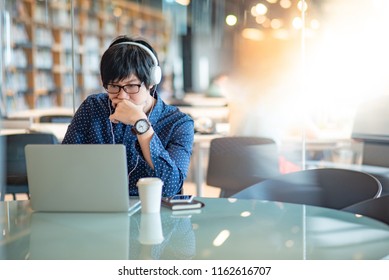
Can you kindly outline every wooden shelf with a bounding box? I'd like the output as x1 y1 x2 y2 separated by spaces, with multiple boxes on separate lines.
4 0 169 110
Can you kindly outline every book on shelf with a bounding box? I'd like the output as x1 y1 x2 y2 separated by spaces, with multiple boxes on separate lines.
161 198 204 211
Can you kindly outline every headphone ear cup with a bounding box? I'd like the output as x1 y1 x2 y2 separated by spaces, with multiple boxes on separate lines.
150 65 162 85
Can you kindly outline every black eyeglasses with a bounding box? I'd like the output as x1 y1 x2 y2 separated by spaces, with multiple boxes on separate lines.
105 82 144 95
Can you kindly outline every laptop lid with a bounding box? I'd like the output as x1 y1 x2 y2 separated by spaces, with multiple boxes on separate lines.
25 144 139 212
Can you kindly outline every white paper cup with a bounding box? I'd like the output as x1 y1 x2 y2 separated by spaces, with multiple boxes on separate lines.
138 213 164 245
136 177 163 213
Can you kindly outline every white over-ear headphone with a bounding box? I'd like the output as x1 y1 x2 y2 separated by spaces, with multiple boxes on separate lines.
116 41 162 86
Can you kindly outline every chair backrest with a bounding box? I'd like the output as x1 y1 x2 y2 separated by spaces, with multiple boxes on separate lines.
0 137 4 200
232 168 382 210
206 136 280 197
38 114 73 123
1 133 59 200
342 195 389 225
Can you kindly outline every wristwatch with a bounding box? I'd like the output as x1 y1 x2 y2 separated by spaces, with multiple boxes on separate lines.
132 118 151 135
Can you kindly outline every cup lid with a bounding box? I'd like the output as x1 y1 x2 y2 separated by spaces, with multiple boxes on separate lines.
136 177 163 187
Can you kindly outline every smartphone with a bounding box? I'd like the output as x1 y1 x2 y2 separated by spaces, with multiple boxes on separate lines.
169 194 194 203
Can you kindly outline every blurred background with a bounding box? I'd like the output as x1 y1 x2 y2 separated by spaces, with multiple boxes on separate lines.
2 0 389 197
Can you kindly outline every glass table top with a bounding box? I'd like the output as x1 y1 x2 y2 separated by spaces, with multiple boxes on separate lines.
1 198 389 260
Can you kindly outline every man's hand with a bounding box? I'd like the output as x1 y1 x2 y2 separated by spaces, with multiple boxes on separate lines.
109 99 147 125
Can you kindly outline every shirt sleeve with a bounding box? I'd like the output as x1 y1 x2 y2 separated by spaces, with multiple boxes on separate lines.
145 118 194 196
62 101 92 144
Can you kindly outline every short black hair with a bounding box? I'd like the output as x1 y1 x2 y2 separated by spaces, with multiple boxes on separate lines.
100 35 159 90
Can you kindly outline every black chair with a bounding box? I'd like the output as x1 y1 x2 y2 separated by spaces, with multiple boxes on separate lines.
206 136 280 197
342 195 389 225
232 168 382 210
0 132 59 201
38 114 73 123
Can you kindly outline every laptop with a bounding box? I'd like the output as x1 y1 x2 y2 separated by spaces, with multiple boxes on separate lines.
25 144 140 213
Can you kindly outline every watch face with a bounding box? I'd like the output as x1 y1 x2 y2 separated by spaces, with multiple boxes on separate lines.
135 119 150 134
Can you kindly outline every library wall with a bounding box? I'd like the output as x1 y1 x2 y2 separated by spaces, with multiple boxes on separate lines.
3 0 169 112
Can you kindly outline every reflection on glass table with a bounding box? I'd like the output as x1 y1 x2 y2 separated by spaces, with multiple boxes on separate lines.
1 198 389 260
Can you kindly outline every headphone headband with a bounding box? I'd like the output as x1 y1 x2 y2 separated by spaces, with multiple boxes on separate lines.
116 41 159 67
115 41 161 85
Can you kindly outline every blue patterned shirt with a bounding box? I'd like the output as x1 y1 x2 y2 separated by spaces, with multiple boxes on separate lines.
62 93 194 196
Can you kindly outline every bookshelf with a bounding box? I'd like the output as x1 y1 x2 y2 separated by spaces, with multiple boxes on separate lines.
3 0 169 111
